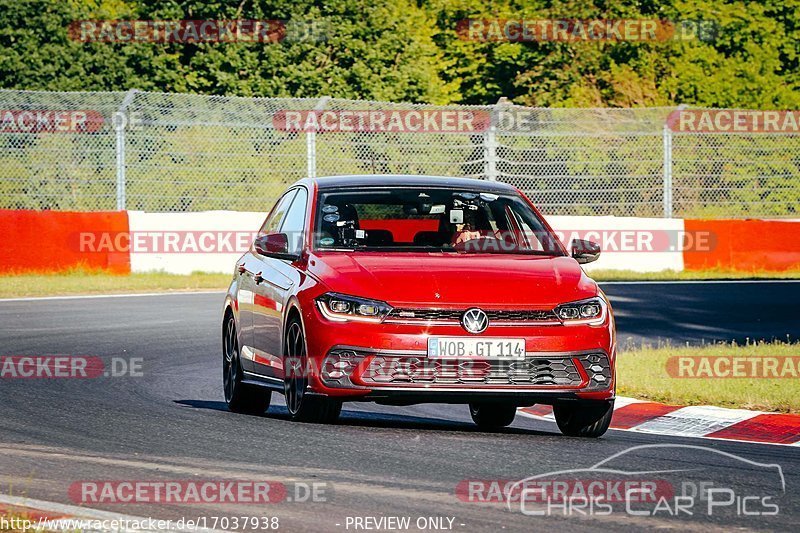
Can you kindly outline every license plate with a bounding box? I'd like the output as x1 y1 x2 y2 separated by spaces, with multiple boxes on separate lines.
427 337 526 359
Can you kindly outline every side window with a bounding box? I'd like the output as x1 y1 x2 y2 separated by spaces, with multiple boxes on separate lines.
506 204 560 253
258 190 297 237
505 205 543 251
279 188 308 254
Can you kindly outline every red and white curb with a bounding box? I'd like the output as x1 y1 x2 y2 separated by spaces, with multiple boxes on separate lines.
519 397 800 446
0 494 225 532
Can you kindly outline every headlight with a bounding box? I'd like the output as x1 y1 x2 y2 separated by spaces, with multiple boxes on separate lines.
316 292 393 322
554 296 607 325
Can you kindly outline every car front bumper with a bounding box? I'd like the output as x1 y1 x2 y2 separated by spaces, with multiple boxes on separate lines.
301 304 616 403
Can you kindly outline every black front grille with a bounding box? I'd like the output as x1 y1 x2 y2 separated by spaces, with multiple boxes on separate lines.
389 309 462 321
357 353 610 387
486 309 558 321
388 308 557 322
321 349 612 390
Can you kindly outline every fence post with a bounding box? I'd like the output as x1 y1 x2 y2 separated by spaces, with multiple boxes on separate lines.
483 98 505 181
484 127 497 181
307 96 330 179
662 123 673 218
115 89 138 211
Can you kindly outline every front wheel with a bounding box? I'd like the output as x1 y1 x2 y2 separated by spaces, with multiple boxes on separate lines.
469 403 517 430
223 315 271 415
553 400 614 438
284 318 341 424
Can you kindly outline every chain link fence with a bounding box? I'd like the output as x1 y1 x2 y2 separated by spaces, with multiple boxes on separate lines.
0 89 797 217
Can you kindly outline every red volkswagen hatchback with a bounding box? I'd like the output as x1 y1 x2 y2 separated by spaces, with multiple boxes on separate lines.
223 175 615 437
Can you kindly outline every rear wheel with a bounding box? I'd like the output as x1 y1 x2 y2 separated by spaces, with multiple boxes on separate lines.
469 403 517 429
223 314 271 415
553 400 614 438
284 318 341 424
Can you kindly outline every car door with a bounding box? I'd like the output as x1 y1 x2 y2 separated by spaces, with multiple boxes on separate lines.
234 252 261 373
251 187 307 379
238 190 296 373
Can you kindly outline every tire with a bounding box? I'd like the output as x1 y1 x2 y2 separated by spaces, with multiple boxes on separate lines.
223 314 271 415
469 403 517 429
284 317 341 424
553 400 614 438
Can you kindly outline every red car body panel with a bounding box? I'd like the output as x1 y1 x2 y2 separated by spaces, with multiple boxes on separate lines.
304 253 597 308
224 175 616 407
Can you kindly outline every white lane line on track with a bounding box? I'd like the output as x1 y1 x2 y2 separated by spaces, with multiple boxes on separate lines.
0 494 226 532
0 290 224 303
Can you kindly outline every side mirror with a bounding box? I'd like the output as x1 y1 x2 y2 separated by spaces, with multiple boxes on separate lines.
571 239 601 264
253 233 298 260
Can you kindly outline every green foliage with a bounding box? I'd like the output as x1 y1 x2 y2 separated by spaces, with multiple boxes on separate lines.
0 0 797 107
0 0 457 103
0 1 797 217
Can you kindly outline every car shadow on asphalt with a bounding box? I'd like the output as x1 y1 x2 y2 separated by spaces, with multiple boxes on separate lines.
174 399 554 436
336 409 555 436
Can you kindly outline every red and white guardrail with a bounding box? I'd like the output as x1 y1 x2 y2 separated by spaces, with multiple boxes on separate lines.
1 209 799 275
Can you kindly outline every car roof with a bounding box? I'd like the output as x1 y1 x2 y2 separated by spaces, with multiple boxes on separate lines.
300 174 518 193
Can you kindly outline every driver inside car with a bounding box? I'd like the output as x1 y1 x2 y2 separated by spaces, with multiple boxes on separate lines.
452 221 483 246
450 204 495 247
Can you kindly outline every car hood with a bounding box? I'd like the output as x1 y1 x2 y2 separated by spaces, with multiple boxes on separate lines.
307 252 597 308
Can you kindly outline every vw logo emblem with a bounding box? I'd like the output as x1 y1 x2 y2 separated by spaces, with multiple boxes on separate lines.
461 308 489 334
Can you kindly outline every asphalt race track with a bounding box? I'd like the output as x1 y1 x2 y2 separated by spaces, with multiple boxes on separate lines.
603 280 800 346
1 281 798 532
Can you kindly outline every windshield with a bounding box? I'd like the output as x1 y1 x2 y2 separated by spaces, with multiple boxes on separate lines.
314 187 565 255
